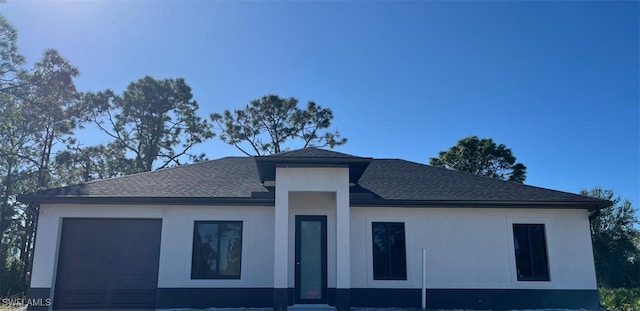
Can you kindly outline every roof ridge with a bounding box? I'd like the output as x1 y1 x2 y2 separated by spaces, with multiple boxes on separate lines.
267 147 320 156
265 147 361 158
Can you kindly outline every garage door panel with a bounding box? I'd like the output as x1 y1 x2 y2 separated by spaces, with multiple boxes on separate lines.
57 274 157 290
111 275 160 289
57 291 104 309
59 255 158 273
56 274 108 289
108 290 157 306
61 242 159 256
54 218 161 309
57 290 156 309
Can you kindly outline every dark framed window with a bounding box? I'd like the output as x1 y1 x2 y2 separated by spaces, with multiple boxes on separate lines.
372 222 407 280
513 224 550 281
191 221 243 279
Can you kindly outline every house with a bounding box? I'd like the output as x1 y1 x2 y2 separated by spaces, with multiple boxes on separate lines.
19 147 610 310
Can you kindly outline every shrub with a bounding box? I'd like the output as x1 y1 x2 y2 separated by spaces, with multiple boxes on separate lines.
600 288 640 311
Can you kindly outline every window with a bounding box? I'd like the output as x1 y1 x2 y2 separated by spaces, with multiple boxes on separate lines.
191 221 243 279
372 222 407 280
513 224 550 281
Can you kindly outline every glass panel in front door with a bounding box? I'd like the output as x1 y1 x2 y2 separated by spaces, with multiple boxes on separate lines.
300 220 322 300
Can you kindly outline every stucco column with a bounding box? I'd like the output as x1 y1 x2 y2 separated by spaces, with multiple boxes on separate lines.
335 174 350 310
273 178 289 310
27 206 56 311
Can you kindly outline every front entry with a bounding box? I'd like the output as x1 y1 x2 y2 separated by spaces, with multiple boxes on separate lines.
295 215 327 304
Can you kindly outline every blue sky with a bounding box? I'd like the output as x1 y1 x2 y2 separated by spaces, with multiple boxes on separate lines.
2 1 638 206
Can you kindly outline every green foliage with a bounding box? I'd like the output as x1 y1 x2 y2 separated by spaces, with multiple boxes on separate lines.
0 12 27 297
0 48 82 297
54 143 136 184
584 187 640 288
87 76 214 172
600 288 640 311
211 94 347 155
1 259 26 297
0 14 24 91
429 136 527 183
22 49 82 189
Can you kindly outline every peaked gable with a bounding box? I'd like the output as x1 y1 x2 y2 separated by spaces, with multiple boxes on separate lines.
255 147 372 183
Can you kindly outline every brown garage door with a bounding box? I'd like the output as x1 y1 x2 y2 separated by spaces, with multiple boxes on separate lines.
54 218 162 309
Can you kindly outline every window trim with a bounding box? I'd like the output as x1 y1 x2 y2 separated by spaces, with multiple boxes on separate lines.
508 219 552 284
371 221 408 281
191 220 243 280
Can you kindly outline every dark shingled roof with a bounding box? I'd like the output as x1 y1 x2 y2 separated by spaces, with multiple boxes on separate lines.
24 157 266 198
18 148 610 208
358 159 597 202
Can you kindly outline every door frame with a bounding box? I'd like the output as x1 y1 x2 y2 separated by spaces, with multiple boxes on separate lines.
294 215 328 304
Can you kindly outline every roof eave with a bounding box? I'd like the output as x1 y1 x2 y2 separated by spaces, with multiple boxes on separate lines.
16 195 276 206
19 195 612 210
